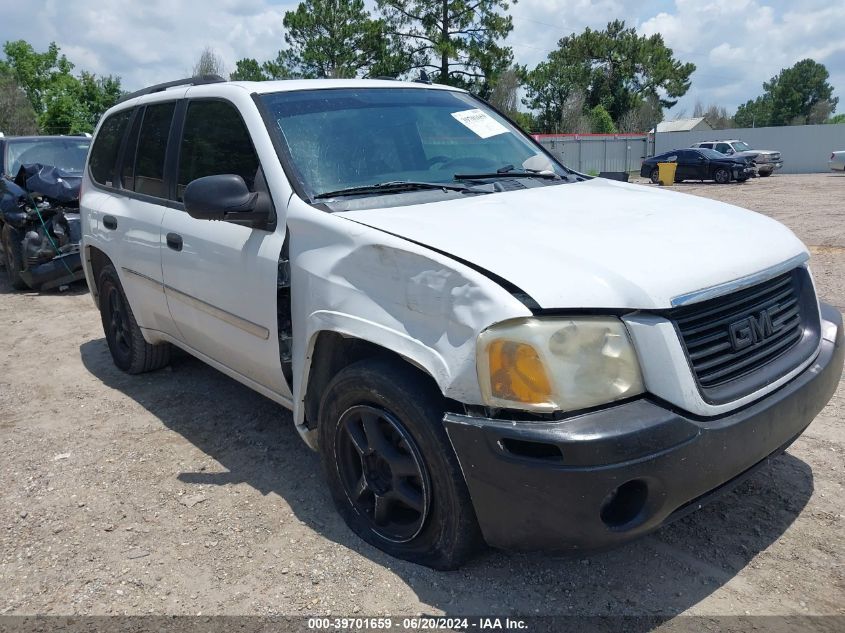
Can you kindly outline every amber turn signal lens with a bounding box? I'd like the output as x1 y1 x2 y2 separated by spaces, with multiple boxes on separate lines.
487 340 554 405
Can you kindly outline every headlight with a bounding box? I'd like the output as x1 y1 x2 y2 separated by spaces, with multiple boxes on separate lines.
476 317 644 413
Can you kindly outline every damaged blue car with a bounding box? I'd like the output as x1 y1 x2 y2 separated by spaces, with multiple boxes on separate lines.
0 135 90 290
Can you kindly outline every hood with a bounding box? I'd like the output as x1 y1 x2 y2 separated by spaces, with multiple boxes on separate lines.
338 178 807 310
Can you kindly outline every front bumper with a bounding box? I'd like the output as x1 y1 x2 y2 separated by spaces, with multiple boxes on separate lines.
444 303 843 552
734 165 755 179
19 250 85 290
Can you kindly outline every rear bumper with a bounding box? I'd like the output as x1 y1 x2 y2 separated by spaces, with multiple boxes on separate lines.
444 303 843 552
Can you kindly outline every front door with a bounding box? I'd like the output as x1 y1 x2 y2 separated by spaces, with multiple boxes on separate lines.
159 99 289 398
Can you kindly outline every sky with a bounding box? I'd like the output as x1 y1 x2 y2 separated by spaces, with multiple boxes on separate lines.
1 0 843 118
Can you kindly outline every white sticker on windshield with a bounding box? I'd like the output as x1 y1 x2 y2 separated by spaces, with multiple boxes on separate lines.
450 108 509 139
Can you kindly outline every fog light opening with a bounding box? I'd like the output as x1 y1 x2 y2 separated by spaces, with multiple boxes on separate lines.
600 479 648 529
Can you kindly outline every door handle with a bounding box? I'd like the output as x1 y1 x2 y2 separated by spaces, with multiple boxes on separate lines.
166 233 183 252
103 215 118 230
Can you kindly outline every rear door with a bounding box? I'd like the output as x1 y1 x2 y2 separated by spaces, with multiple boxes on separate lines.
85 107 176 338
159 98 289 397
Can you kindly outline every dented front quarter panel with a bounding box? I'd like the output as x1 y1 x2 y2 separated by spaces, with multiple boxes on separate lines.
286 195 532 438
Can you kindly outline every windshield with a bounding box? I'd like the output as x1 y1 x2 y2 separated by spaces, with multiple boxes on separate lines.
732 141 752 152
259 88 567 203
5 138 91 177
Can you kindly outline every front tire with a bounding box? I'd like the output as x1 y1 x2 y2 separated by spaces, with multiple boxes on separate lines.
649 168 660 184
714 168 731 184
2 224 29 290
319 358 482 569
97 264 171 374
759 170 772 177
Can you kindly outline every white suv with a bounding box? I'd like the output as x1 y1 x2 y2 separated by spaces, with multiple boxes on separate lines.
81 77 843 569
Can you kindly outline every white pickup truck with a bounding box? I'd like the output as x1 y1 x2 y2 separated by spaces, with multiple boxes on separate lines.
80 77 843 569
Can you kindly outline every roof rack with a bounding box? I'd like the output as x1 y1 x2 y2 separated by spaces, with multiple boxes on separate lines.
116 75 226 104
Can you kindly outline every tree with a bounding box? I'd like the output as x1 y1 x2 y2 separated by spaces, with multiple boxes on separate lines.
1 40 123 135
377 0 514 92
693 101 734 130
733 95 770 128
522 21 693 133
556 21 693 122
734 59 838 127
829 113 845 125
281 0 387 78
487 66 519 115
590 104 616 133
1 40 74 115
617 94 661 133
521 55 589 133
0 69 38 134
193 47 225 77
230 52 298 81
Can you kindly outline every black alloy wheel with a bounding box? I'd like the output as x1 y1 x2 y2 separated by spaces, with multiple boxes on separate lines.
334 405 430 543
714 167 731 184
105 282 133 366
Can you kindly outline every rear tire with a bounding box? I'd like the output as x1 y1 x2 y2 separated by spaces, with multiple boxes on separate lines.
318 358 482 569
650 168 660 184
714 168 731 184
2 224 29 290
97 264 171 374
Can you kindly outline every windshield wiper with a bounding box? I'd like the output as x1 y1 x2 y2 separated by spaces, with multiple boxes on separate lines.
313 180 471 200
455 166 561 181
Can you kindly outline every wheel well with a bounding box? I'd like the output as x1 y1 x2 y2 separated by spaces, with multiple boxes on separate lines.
303 331 443 429
86 246 112 307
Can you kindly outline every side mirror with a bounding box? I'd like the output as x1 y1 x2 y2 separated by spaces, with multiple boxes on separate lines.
184 174 266 227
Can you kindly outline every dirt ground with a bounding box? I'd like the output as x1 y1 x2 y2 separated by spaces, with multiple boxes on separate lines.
1 173 843 621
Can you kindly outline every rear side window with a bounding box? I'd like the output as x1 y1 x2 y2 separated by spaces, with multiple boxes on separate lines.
89 110 132 186
177 100 259 200
698 143 713 149
132 102 176 198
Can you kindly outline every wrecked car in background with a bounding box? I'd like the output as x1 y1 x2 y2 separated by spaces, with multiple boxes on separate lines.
0 136 90 290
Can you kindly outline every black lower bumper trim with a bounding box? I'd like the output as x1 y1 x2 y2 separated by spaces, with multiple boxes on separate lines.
444 304 843 551
19 251 84 290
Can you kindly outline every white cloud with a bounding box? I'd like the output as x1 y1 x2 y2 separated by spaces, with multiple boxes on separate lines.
639 0 845 114
0 0 293 90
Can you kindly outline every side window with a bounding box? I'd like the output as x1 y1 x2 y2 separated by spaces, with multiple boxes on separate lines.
133 102 176 198
715 143 731 154
89 110 132 187
177 100 259 201
698 143 713 149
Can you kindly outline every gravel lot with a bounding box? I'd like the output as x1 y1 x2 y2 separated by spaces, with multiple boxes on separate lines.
1 173 843 621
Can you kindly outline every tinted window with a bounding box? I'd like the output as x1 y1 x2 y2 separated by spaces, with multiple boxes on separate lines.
90 110 131 186
177 100 259 200
120 109 142 190
715 143 732 153
698 143 713 149
132 103 176 198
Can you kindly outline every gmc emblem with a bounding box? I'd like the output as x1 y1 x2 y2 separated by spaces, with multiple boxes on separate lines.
728 306 782 351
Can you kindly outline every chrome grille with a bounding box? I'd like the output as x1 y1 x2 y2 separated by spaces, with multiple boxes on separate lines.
670 267 818 402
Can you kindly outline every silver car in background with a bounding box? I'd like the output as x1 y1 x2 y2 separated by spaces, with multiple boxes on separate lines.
830 151 845 172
